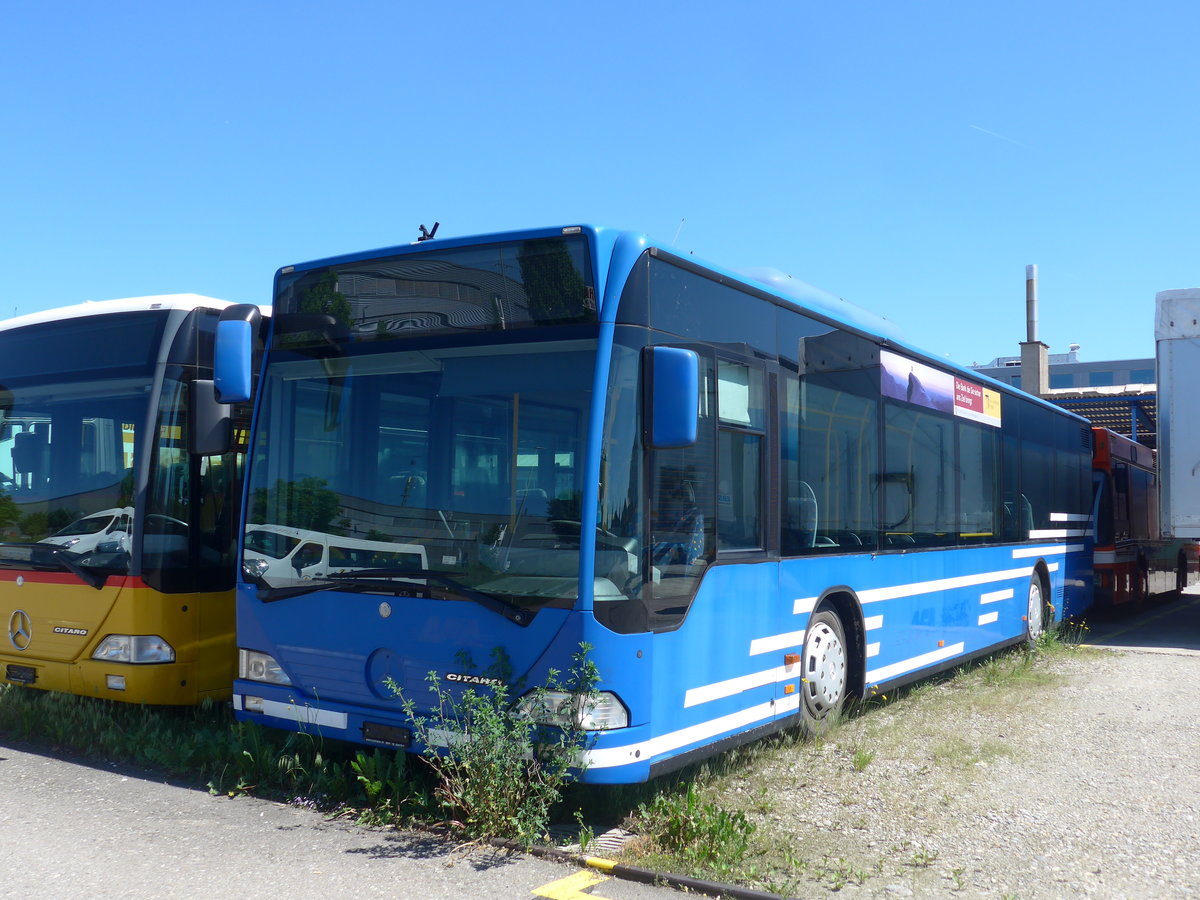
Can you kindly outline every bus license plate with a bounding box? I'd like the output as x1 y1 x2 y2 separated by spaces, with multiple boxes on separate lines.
362 722 411 748
5 664 36 685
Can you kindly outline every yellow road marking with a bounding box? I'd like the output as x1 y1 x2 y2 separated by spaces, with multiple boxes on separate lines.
531 868 612 899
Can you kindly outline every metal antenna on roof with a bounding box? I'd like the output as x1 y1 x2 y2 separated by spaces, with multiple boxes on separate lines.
417 222 440 242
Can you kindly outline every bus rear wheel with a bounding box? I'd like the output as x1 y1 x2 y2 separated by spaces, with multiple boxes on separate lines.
799 609 847 736
1025 572 1048 644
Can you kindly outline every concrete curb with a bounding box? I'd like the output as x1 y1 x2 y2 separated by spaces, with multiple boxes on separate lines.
490 837 790 900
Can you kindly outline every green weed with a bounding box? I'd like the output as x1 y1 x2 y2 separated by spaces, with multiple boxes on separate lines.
851 745 876 772
634 783 757 877
390 642 599 847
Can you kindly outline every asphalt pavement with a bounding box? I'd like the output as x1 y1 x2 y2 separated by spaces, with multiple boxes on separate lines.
0 745 687 900
1082 584 1200 655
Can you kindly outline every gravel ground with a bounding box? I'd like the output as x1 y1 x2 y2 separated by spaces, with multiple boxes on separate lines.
703 643 1200 899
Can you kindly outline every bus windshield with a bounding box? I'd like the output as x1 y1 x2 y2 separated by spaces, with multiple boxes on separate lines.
243 338 599 611
0 313 165 574
244 234 602 613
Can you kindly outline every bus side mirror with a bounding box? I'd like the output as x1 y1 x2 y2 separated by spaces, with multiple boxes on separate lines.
190 379 232 457
648 346 699 449
214 304 262 404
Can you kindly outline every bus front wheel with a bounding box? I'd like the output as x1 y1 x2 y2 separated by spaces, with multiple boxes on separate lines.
799 609 847 736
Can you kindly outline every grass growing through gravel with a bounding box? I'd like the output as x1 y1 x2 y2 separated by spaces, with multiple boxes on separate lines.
0 624 1094 895
615 623 1096 896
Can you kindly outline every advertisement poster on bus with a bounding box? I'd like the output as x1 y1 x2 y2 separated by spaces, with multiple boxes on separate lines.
881 349 1001 427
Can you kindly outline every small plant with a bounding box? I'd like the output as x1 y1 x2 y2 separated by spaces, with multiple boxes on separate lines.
910 846 940 867
851 745 875 772
573 808 595 854
813 856 868 890
750 786 776 814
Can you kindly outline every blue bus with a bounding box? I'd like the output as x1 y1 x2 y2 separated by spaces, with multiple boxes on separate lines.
218 226 1093 784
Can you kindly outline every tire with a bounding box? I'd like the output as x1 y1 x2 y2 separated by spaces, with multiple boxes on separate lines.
799 609 848 736
1025 571 1048 644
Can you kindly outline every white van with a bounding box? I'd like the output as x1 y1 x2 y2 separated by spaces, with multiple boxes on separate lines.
243 524 427 581
40 507 133 555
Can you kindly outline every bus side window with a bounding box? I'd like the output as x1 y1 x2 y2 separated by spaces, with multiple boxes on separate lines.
781 365 881 555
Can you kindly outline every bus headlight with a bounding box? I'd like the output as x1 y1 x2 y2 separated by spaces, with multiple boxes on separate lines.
92 635 176 664
518 690 629 731
239 648 292 685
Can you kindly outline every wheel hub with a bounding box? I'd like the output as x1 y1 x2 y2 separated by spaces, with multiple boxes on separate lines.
803 621 846 715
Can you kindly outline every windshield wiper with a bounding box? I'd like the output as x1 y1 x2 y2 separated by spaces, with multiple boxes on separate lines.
42 546 106 590
257 577 379 603
256 568 534 627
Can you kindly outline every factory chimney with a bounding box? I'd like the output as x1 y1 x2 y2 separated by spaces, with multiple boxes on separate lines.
1020 264 1049 396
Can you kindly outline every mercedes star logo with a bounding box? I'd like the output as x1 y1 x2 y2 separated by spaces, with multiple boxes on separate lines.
8 609 32 651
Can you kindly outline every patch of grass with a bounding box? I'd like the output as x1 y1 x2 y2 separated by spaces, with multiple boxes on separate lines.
632 783 757 879
0 685 378 808
851 745 876 772
348 748 432 826
929 734 1015 773
811 855 870 890
619 634 1097 895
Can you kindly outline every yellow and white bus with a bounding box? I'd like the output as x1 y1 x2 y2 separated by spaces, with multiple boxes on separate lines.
0 295 260 704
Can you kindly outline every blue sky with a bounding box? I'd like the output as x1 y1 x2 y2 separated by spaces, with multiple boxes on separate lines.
3 1 1197 368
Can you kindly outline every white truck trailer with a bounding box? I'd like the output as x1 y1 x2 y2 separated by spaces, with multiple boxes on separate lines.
1155 288 1200 537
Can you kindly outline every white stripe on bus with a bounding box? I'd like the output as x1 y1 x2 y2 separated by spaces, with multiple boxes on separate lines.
582 694 802 770
978 611 999 626
1050 512 1091 522
1012 544 1084 558
793 597 818 615
748 630 806 656
980 588 1013 604
863 615 884 630
684 663 800 708
789 545 1081 615
866 642 966 683
794 564 1039 613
